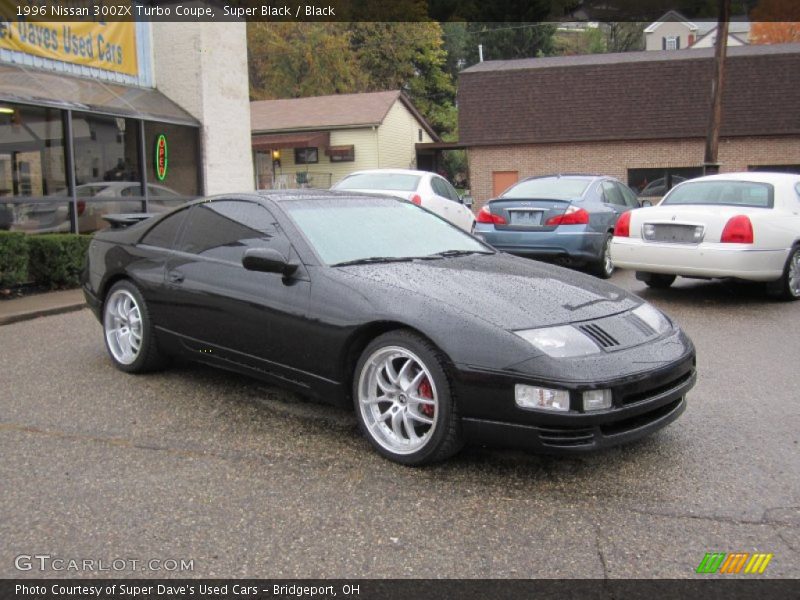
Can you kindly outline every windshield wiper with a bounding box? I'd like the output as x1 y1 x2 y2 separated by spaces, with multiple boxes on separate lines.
424 249 494 259
331 256 417 267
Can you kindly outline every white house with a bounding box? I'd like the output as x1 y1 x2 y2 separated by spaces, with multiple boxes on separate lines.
644 10 750 51
250 91 438 190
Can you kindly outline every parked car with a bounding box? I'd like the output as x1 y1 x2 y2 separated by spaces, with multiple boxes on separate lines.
331 168 476 232
638 175 687 199
474 175 643 278
611 172 800 300
14 182 181 233
83 190 696 465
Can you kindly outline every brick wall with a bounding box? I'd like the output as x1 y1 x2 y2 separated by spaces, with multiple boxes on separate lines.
466 135 800 209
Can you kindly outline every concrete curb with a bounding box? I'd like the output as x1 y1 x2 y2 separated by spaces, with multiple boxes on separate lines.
0 302 87 326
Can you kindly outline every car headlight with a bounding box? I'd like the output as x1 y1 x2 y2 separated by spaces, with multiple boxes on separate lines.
515 325 600 358
632 303 671 334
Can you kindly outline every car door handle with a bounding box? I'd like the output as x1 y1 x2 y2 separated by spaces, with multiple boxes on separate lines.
167 270 184 284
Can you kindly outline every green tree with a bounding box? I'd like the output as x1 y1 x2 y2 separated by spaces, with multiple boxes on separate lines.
348 22 457 135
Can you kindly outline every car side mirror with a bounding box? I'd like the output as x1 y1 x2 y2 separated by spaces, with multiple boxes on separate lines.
640 199 653 208
461 194 473 209
242 248 298 277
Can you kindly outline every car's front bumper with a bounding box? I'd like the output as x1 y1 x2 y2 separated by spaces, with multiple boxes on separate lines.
475 224 604 262
611 237 787 281
452 341 696 453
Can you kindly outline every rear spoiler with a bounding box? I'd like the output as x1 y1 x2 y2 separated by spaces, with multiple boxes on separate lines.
102 213 155 229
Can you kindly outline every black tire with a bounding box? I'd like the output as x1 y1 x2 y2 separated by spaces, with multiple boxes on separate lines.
102 280 169 373
590 233 614 279
353 330 463 466
638 272 676 289
766 245 800 301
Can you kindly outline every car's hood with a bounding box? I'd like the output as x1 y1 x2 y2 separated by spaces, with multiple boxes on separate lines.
333 253 640 330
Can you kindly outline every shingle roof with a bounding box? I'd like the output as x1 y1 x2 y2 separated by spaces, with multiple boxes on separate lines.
458 44 800 146
250 90 439 140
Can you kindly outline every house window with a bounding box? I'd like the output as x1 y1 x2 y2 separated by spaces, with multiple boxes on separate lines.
628 167 703 199
749 164 800 175
294 147 318 165
328 145 355 163
664 36 680 50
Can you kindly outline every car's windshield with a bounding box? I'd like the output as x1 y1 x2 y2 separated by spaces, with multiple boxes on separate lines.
662 181 774 208
501 177 592 200
282 197 491 265
335 173 421 192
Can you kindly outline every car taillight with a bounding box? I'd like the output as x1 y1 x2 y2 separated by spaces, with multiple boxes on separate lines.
77 201 86 216
720 215 753 244
546 206 589 226
410 194 422 206
614 210 632 237
476 205 507 225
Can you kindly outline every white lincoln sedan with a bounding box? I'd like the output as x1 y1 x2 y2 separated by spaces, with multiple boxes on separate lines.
611 172 800 300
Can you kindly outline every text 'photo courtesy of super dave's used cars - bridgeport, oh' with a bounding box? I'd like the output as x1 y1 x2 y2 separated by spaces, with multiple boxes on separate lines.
611 172 800 300
82 190 696 465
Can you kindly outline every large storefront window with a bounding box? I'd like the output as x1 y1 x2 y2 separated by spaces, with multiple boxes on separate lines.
71 112 143 233
144 121 200 204
0 105 201 234
0 103 70 232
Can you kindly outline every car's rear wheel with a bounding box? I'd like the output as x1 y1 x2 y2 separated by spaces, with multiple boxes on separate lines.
354 330 463 465
638 272 676 289
767 245 800 301
103 280 168 373
590 233 614 279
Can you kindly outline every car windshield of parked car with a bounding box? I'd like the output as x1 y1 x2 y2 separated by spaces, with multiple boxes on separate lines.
501 177 591 200
662 181 774 208
283 197 491 266
335 173 421 192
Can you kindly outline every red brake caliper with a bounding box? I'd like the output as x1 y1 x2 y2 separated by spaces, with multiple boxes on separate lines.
418 377 434 417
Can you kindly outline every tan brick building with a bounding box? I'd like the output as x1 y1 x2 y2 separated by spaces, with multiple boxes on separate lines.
458 44 800 209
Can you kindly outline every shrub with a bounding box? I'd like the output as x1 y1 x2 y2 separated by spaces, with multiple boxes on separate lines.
0 232 30 288
27 234 92 289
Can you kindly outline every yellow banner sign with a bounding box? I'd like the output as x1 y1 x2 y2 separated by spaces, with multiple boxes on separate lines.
0 18 138 77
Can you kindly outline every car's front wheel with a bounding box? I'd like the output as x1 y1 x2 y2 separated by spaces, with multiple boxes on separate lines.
103 280 168 373
354 330 463 465
767 245 800 301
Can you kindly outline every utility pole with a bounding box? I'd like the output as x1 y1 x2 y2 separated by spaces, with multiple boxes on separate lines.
704 0 731 175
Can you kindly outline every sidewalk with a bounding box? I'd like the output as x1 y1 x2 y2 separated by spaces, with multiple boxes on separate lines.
0 288 86 326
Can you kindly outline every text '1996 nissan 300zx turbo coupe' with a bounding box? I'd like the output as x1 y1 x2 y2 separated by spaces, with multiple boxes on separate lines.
83 190 696 465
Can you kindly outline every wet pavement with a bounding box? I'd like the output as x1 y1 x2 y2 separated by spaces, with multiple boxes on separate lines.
1 269 798 578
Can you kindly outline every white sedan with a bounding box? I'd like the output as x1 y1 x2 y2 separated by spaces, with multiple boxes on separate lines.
611 172 800 300
332 168 476 232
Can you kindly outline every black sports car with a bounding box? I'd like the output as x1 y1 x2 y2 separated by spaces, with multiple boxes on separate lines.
83 190 696 465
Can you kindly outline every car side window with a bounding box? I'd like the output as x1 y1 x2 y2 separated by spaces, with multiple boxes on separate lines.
601 181 626 206
432 177 460 203
442 179 461 203
617 183 640 208
140 207 189 249
177 200 291 263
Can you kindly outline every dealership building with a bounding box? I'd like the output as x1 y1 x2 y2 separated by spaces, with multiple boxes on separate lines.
0 19 253 233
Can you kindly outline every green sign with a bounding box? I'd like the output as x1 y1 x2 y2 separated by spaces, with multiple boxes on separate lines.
155 134 168 181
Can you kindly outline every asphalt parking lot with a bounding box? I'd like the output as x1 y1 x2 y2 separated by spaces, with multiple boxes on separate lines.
1 269 798 579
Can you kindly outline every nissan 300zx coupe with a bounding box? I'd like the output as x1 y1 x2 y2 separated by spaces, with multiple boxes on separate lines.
82 190 696 465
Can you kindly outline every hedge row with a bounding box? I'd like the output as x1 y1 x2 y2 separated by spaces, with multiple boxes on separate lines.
0 231 92 289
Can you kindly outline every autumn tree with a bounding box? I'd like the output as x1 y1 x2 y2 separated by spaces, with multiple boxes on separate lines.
750 0 800 43
247 23 366 100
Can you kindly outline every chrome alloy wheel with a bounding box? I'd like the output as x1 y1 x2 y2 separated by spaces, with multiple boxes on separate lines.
104 289 143 365
789 249 800 298
357 346 438 455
